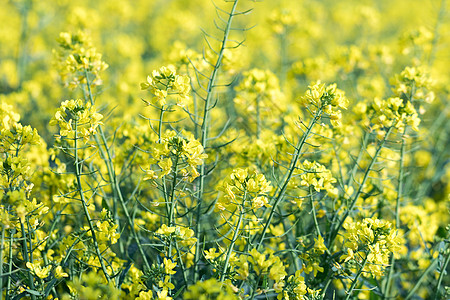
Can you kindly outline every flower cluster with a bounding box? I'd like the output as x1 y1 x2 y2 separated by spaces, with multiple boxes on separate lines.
300 82 348 127
183 278 238 300
390 66 435 103
234 248 287 291
26 261 68 281
1 0 448 298
299 235 328 277
140 65 191 107
354 66 434 134
95 220 120 245
299 160 337 195
54 31 109 88
233 69 285 133
1 156 32 191
143 130 207 182
0 102 20 130
216 168 273 211
400 27 433 56
373 97 421 132
155 224 197 248
49 99 103 141
0 103 45 227
0 123 40 153
274 270 307 300
143 258 178 295
63 270 122 300
341 218 403 278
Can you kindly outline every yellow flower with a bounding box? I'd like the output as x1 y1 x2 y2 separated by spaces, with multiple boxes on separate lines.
156 289 172 300
314 235 327 254
26 262 51 279
163 258 177 275
136 290 153 300
54 266 69 279
204 248 221 260
156 224 176 236
158 275 175 290
158 158 173 176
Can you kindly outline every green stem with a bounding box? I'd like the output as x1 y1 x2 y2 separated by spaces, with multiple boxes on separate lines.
345 254 369 300
249 273 262 300
169 155 179 227
255 110 321 248
6 229 14 300
194 0 240 282
310 187 321 237
168 155 179 258
384 127 406 298
405 257 438 300
220 192 246 283
20 221 35 300
434 251 450 300
73 120 111 282
346 131 370 188
84 70 151 271
174 241 189 288
330 127 393 247
158 106 165 143
0 226 4 300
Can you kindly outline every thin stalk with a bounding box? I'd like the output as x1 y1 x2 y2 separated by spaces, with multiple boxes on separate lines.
220 209 244 282
84 70 151 270
255 110 321 248
220 191 246 283
0 226 5 300
249 273 263 300
175 241 189 288
73 121 111 282
405 257 438 299
329 127 393 247
20 221 35 300
6 229 14 300
384 127 407 299
194 0 240 281
345 254 369 300
434 251 450 300
310 187 322 238
186 66 199 140
327 130 369 244
169 155 179 227
168 155 179 258
346 131 370 188
319 272 334 299
158 106 165 142
277 209 301 271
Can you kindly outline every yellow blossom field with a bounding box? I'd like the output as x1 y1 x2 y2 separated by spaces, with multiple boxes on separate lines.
0 0 449 299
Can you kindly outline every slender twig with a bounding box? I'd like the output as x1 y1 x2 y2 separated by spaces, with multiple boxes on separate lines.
73 120 111 282
384 127 407 298
255 109 322 248
345 254 369 300
194 0 240 282
329 127 393 247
